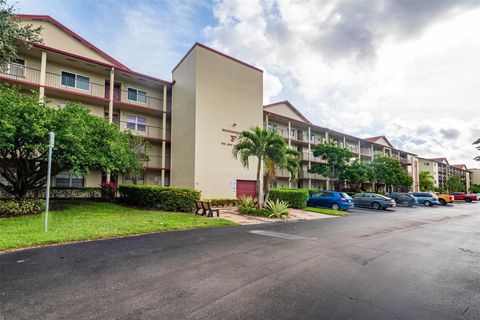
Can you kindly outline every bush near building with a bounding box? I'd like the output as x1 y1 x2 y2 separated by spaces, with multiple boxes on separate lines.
203 199 239 207
118 185 200 212
0 199 45 217
269 188 309 209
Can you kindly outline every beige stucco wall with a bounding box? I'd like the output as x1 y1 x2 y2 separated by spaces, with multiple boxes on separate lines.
172 45 263 198
171 49 197 189
471 169 480 185
20 20 114 65
266 103 305 122
194 46 263 199
418 159 439 187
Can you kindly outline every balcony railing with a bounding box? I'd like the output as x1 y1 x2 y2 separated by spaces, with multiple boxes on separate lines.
0 65 40 84
45 71 106 98
118 121 171 141
143 155 170 169
346 144 359 154
1 66 166 111
360 148 372 156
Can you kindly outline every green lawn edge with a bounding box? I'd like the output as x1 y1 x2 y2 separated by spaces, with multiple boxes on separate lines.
304 206 349 216
0 202 237 252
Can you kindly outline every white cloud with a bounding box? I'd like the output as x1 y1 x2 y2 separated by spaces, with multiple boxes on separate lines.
204 0 480 167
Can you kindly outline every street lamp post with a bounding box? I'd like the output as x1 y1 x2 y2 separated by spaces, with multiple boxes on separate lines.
45 132 55 232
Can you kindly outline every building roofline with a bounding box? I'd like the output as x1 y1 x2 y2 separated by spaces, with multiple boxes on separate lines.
16 14 131 70
172 42 263 74
264 100 312 124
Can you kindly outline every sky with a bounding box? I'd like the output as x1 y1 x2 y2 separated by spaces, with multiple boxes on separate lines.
14 0 480 168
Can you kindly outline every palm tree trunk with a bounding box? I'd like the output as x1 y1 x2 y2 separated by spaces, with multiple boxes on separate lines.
256 156 262 206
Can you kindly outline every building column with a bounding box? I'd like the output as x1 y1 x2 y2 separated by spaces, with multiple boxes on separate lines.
325 131 329 143
105 68 115 184
39 51 47 102
371 144 374 158
343 136 346 148
288 121 292 188
307 126 312 189
161 84 167 186
265 113 269 129
357 141 361 161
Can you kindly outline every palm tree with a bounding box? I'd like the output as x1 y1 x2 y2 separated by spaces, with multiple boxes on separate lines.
232 126 290 205
263 146 299 203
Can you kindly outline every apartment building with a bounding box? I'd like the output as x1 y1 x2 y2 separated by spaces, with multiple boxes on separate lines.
418 158 472 192
471 168 480 186
263 101 420 192
1 15 172 189
1 14 449 199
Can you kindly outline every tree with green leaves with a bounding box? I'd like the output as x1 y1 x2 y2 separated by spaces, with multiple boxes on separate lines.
232 126 294 205
340 160 374 191
446 175 465 193
310 141 353 190
419 172 434 191
0 1 42 70
126 136 150 185
0 85 141 200
371 155 411 192
263 145 299 203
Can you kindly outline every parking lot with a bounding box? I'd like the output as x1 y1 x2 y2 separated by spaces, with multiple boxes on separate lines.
348 201 474 215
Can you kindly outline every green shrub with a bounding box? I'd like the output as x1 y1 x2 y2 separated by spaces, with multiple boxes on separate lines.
0 199 45 217
308 189 320 196
0 187 102 200
203 198 239 207
269 188 309 208
265 199 290 219
238 206 269 217
238 195 256 210
118 185 200 212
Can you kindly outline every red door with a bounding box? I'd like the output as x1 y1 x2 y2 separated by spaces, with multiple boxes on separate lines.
105 81 121 101
236 180 257 199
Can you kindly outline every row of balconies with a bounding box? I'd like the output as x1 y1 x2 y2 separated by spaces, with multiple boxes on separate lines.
0 65 168 111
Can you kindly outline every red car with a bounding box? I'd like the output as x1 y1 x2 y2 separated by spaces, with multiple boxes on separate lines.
451 192 477 202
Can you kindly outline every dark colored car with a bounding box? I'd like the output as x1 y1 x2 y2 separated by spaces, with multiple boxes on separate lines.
386 192 418 207
353 193 396 210
307 191 354 211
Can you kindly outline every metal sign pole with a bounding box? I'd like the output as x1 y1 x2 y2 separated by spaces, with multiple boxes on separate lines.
45 132 55 232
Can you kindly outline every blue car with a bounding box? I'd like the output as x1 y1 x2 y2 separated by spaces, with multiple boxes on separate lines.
307 191 354 210
408 192 440 206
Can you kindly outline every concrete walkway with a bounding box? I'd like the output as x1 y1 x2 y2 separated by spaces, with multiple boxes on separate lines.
218 207 337 225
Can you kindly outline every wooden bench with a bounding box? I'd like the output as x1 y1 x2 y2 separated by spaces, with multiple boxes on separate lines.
194 200 219 218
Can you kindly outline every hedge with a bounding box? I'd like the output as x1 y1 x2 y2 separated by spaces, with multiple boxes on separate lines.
0 199 46 217
0 187 102 200
118 185 200 212
203 199 239 207
238 206 269 217
269 188 309 208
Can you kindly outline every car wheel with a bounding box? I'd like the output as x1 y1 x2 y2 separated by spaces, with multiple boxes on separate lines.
372 202 381 210
466 198 472 203
331 203 340 210
439 199 446 206
424 201 432 207
401 200 410 207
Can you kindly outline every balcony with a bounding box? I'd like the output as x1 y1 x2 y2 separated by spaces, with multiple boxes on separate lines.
143 155 170 170
360 148 372 156
0 65 40 86
346 144 359 154
118 120 171 142
0 66 167 112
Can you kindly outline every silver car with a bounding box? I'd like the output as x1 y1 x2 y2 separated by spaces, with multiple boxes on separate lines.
353 193 396 210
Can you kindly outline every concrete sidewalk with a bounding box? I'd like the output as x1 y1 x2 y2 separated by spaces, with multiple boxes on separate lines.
218 207 336 225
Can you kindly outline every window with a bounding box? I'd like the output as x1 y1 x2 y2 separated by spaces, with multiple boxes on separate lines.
126 115 146 132
290 128 297 139
310 133 315 143
128 88 147 103
268 123 277 132
61 71 90 90
55 171 84 187
7 59 25 76
424 163 429 166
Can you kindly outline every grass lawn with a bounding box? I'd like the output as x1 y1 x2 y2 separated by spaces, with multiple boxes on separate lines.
0 202 236 252
304 206 349 216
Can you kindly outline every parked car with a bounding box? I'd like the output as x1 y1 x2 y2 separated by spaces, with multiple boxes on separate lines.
307 191 354 210
408 192 440 206
451 192 477 202
436 194 455 205
386 192 418 207
352 193 396 210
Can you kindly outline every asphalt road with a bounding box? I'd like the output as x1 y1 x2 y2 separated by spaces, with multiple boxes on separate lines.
1 203 480 320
